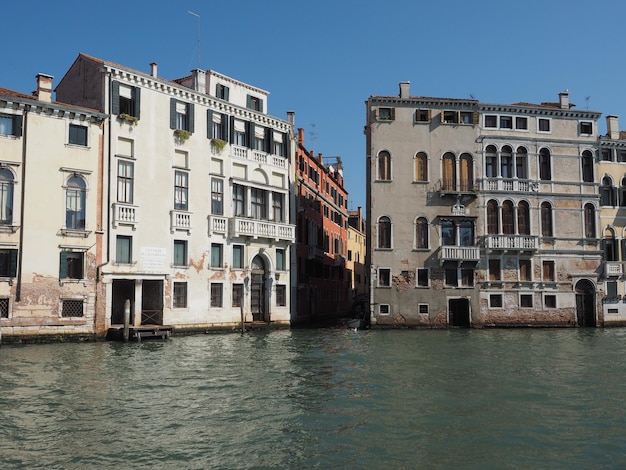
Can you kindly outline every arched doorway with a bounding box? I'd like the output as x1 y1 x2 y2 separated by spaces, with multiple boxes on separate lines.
251 255 268 322
575 279 596 327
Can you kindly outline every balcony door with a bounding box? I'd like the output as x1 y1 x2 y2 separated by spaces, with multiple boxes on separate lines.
250 255 268 322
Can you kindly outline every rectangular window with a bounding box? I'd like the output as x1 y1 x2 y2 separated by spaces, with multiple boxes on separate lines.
580 121 593 135
543 260 555 282
60 251 84 279
68 124 88 146
519 259 532 281
418 304 429 315
520 294 533 308
538 118 551 133
415 109 430 122
216 84 229 100
272 192 284 222
170 99 194 132
251 188 267 219
114 82 140 118
489 259 501 281
515 117 528 130
460 111 473 124
173 282 187 308
490 294 503 308
61 299 84 317
377 107 394 121
174 171 188 210
484 115 497 128
544 294 557 308
0 114 21 137
445 268 458 287
379 304 390 315
442 111 458 124
232 284 243 307
499 116 513 129
378 268 391 287
233 184 246 216
417 268 429 287
460 268 474 287
116 235 132 264
601 149 613 162
0 297 9 318
211 283 223 307
211 243 223 268
211 178 224 215
232 245 244 269
276 248 285 271
173 240 188 267
247 95 263 112
607 281 618 299
276 285 286 306
0 249 18 277
117 160 134 203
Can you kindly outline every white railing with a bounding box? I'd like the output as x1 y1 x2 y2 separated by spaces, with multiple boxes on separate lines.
112 203 138 226
605 261 623 277
252 151 268 164
208 216 227 234
170 210 192 232
483 178 535 192
231 145 287 169
486 235 538 250
229 217 295 242
232 145 248 160
441 246 480 261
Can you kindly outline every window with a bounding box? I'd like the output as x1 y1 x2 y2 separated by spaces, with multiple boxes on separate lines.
379 304 390 315
211 243 223 268
543 260 555 282
580 121 593 135
490 294 503 308
459 153 473 191
116 235 132 264
460 268 474 287
487 200 499 234
443 111 458 124
174 171 188 211
173 240 188 267
600 176 616 206
0 249 17 277
247 95 263 112
581 150 594 183
539 148 551 180
520 294 533 308
484 115 497 128
445 267 458 287
519 259 532 281
276 285 286 306
272 192 284 222
601 148 613 162
378 151 391 180
276 248 285 271
544 294 557 308
607 281 618 299
485 145 497 178
541 202 553 237
442 152 456 191
415 217 428 249
460 111 473 124
0 297 8 318
604 228 618 261
621 178 626 207
0 168 14 225
211 178 223 215
377 107 394 121
60 251 84 279
254 126 266 151
232 284 243 307
210 283 223 307
441 220 456 246
117 160 134 203
517 201 530 235
516 147 528 179
459 221 474 246
68 124 88 146
173 282 187 308
216 84 229 100
619 150 626 163
419 304 429 315
0 114 22 137
538 118 551 133
170 99 194 132
61 299 83 317
112 81 140 118
415 152 428 182
417 268 429 287
378 268 391 287
501 146 513 178
233 184 246 216
415 109 430 122
251 188 267 219
502 200 514 235
232 245 244 269
515 117 528 130
66 176 86 230
489 259 501 281
273 132 285 156
500 116 513 129
378 216 391 249
584 204 596 238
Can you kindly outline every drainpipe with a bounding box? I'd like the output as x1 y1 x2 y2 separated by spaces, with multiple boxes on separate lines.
15 106 30 302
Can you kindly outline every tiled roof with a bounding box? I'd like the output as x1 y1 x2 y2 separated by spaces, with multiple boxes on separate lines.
0 86 36 100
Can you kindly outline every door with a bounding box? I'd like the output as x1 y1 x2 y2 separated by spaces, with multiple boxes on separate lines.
575 279 596 327
449 298 471 328
250 255 267 322
111 279 135 325
142 280 163 325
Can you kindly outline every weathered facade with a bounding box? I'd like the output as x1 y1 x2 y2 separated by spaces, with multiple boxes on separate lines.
0 76 106 340
56 53 295 334
366 82 604 328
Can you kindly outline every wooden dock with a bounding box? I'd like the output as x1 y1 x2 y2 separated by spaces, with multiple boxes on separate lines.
106 325 173 342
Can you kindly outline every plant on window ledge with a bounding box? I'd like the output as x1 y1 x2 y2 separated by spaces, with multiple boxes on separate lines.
211 138 227 153
174 129 192 142
118 113 138 125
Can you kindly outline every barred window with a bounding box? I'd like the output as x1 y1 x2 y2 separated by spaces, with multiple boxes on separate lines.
0 297 9 318
61 299 84 317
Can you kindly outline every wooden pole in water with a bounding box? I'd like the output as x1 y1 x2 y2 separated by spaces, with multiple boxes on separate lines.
123 299 130 342
240 304 245 334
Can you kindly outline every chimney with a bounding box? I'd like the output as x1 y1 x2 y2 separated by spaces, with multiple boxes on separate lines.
399 81 410 99
191 69 206 93
559 90 569 109
150 62 158 78
318 153 323 164
298 128 305 146
607 115 620 140
287 111 295 126
35 73 53 103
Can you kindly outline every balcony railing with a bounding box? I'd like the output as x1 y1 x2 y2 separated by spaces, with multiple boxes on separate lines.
229 217 295 242
483 178 536 192
441 245 480 262
605 261 623 277
112 203 138 227
170 210 192 232
485 235 538 251
208 216 228 235
231 145 288 169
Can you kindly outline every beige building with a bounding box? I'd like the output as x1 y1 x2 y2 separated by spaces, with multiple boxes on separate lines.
366 82 603 328
0 75 106 340
56 53 295 334
347 207 367 307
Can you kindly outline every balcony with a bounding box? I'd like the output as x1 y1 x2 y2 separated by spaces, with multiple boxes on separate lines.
605 261 623 277
436 179 478 197
208 216 228 235
485 235 538 251
112 203 138 228
483 178 536 192
231 145 288 170
229 217 295 242
170 210 191 233
440 245 480 263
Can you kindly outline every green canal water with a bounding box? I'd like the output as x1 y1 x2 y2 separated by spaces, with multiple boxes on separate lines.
1 328 626 469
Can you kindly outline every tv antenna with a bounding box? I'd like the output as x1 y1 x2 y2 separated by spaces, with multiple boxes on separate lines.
585 96 590 109
188 11 201 69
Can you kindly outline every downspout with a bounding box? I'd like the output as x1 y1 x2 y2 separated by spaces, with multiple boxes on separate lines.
15 106 29 302
96 71 113 282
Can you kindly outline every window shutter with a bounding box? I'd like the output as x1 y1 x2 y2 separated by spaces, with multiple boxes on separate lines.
224 86 230 101
133 87 141 119
13 115 23 137
284 132 290 159
246 95 252 109
266 127 273 154
229 115 235 144
207 110 213 138
246 121 253 149
59 252 68 279
259 99 264 113
221 113 229 142
170 98 177 129
112 81 120 115
187 103 195 133
9 249 17 278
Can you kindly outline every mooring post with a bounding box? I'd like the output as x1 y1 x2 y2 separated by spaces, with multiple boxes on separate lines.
123 299 130 342
240 304 245 334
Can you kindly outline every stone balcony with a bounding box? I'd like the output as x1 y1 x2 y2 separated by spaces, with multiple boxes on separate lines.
483 178 536 192
231 145 288 170
485 235 538 251
440 245 480 263
208 216 228 235
604 261 623 277
229 217 295 242
170 210 192 233
112 203 138 228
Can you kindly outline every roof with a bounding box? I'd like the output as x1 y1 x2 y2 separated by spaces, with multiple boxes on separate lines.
0 84 104 117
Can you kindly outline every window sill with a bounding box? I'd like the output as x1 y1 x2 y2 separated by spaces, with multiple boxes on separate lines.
0 224 19 233
60 228 92 238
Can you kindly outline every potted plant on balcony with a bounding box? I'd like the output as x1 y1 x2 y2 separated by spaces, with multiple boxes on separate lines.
118 113 138 125
211 138 227 153
174 129 192 143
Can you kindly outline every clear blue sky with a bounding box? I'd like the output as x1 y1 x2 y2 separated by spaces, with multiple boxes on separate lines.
2 0 626 211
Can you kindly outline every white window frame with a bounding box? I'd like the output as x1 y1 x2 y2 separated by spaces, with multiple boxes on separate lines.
537 117 552 134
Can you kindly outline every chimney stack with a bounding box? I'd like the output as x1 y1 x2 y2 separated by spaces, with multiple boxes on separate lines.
559 90 569 109
150 62 158 78
191 69 206 93
399 81 410 99
298 128 305 146
35 73 53 103
607 115 620 140
287 111 295 126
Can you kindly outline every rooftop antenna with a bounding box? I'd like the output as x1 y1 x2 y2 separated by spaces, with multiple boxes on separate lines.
188 11 201 69
585 96 590 109
309 123 318 147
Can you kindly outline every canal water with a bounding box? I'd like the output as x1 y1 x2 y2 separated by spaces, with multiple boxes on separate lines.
1 328 626 469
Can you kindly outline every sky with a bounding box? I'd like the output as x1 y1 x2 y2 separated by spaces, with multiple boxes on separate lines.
2 0 626 212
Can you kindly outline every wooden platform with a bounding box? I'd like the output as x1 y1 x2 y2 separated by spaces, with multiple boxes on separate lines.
106 325 173 342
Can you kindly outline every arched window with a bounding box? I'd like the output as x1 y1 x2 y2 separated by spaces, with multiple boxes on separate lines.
501 146 513 179
414 152 428 182
515 147 528 179
66 176 86 230
517 201 530 235
442 152 456 191
581 150 594 183
378 151 391 181
485 145 497 178
539 148 551 181
584 203 596 239
0 168 15 225
415 217 428 249
604 227 618 261
620 177 626 207
541 201 553 237
378 216 391 249
459 153 473 191
487 199 499 234
600 176 616 206
502 200 514 234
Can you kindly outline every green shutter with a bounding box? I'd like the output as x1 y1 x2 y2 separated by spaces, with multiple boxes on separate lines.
224 86 229 101
245 121 253 149
111 81 120 115
133 87 141 119
284 132 290 159
187 103 195 133
207 110 213 138
246 94 252 109
13 115 22 137
170 98 177 129
221 113 229 142
229 115 235 144
259 99 264 113
266 127 273 154
9 249 17 278
59 251 68 279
